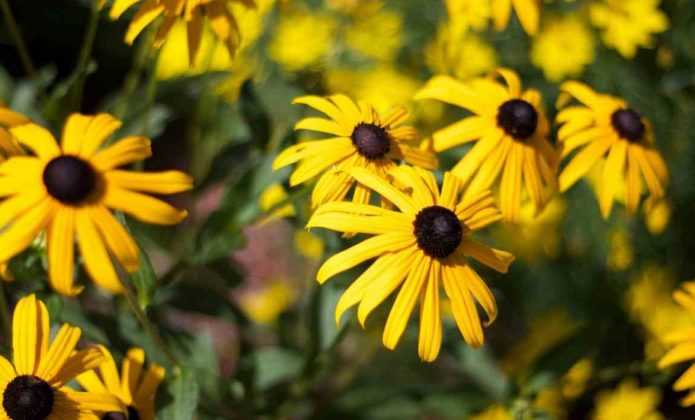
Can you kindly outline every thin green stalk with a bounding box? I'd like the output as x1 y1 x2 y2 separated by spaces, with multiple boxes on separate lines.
0 0 35 76
0 283 11 347
114 27 156 119
120 277 179 368
70 1 101 111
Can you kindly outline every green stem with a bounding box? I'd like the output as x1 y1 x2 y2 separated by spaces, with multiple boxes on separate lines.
0 282 11 348
114 24 157 119
0 0 35 76
70 2 101 111
120 277 179 368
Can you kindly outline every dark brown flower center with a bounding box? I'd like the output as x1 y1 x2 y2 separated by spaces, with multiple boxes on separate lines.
3 375 54 420
611 109 645 142
497 99 538 141
351 123 390 160
413 205 464 259
102 406 140 420
43 155 97 205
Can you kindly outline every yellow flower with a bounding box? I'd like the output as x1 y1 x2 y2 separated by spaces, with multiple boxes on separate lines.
325 66 422 114
237 278 298 324
268 9 337 72
344 3 403 62
644 197 671 235
0 105 29 159
416 68 558 222
658 282 695 406
491 0 541 35
557 82 669 218
589 0 668 59
294 230 324 260
426 23 498 81
0 295 122 419
3 113 193 295
592 379 664 420
259 183 295 220
531 15 595 82
444 0 491 34
273 95 437 209
77 347 165 420
606 228 633 271
308 167 514 361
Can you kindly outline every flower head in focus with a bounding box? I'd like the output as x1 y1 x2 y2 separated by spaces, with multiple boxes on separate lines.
77 347 165 420
308 167 513 361
0 295 122 419
3 113 193 295
106 0 257 64
273 94 437 209
557 82 668 218
531 15 595 82
589 0 669 59
416 68 558 222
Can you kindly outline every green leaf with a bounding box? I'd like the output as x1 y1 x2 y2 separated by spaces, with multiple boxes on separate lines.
458 344 511 401
253 347 303 390
128 240 157 310
159 368 200 420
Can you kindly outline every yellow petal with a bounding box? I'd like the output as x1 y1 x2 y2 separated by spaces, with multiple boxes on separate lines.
350 167 417 214
47 208 82 296
103 185 188 225
0 197 54 262
442 262 484 347
418 259 442 362
0 355 16 383
90 206 140 272
511 0 539 35
91 136 152 170
659 343 695 368
292 96 346 126
491 0 512 31
272 138 352 170
12 294 50 375
110 0 142 18
459 240 514 273
415 75 493 116
54 387 124 415
75 210 124 294
558 137 613 192
125 0 165 45
452 129 504 186
432 116 487 152
500 142 523 222
295 117 350 137
134 364 166 408
38 324 81 384
10 123 60 159
105 170 193 194
121 348 145 403
382 255 431 350
599 141 627 219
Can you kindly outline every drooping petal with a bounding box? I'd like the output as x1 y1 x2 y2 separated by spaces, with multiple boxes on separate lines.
47 208 81 296
599 141 627 218
103 186 188 225
75 210 124 294
10 124 61 159
499 142 524 222
452 129 504 186
349 167 417 214
105 170 193 194
91 136 152 170
459 240 514 273
0 197 54 262
415 76 494 116
125 0 165 45
418 259 442 362
292 96 346 126
90 206 140 272
559 137 613 192
442 262 484 347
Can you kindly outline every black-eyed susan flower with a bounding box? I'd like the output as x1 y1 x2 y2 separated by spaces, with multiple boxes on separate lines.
415 68 558 223
530 15 595 82
308 166 514 361
556 82 668 218
77 347 165 420
658 282 695 406
0 294 123 419
273 95 437 209
3 113 193 296
589 0 668 59
491 0 541 35
106 0 256 64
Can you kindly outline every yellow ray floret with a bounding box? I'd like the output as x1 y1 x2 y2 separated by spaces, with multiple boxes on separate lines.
2 113 193 296
491 0 541 35
659 283 695 406
556 81 668 218
0 295 124 419
415 68 558 223
273 94 437 209
77 347 165 420
308 166 513 362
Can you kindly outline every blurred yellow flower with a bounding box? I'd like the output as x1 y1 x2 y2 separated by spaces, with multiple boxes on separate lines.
326 66 421 114
238 278 297 324
534 358 593 419
107 0 256 64
644 198 671 235
502 309 579 376
626 266 691 359
444 0 491 35
606 228 633 271
470 405 512 420
426 23 498 81
259 183 295 219
531 16 595 82
268 9 337 72
491 0 541 35
294 230 324 260
345 3 403 62
659 282 695 406
494 197 566 263
589 0 669 59
592 379 664 420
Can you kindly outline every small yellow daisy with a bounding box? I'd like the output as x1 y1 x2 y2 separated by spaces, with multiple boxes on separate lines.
556 82 668 218
106 0 256 64
658 282 695 406
273 94 437 209
415 68 558 222
3 113 193 295
308 166 513 361
77 347 165 420
0 294 123 419
491 0 541 35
